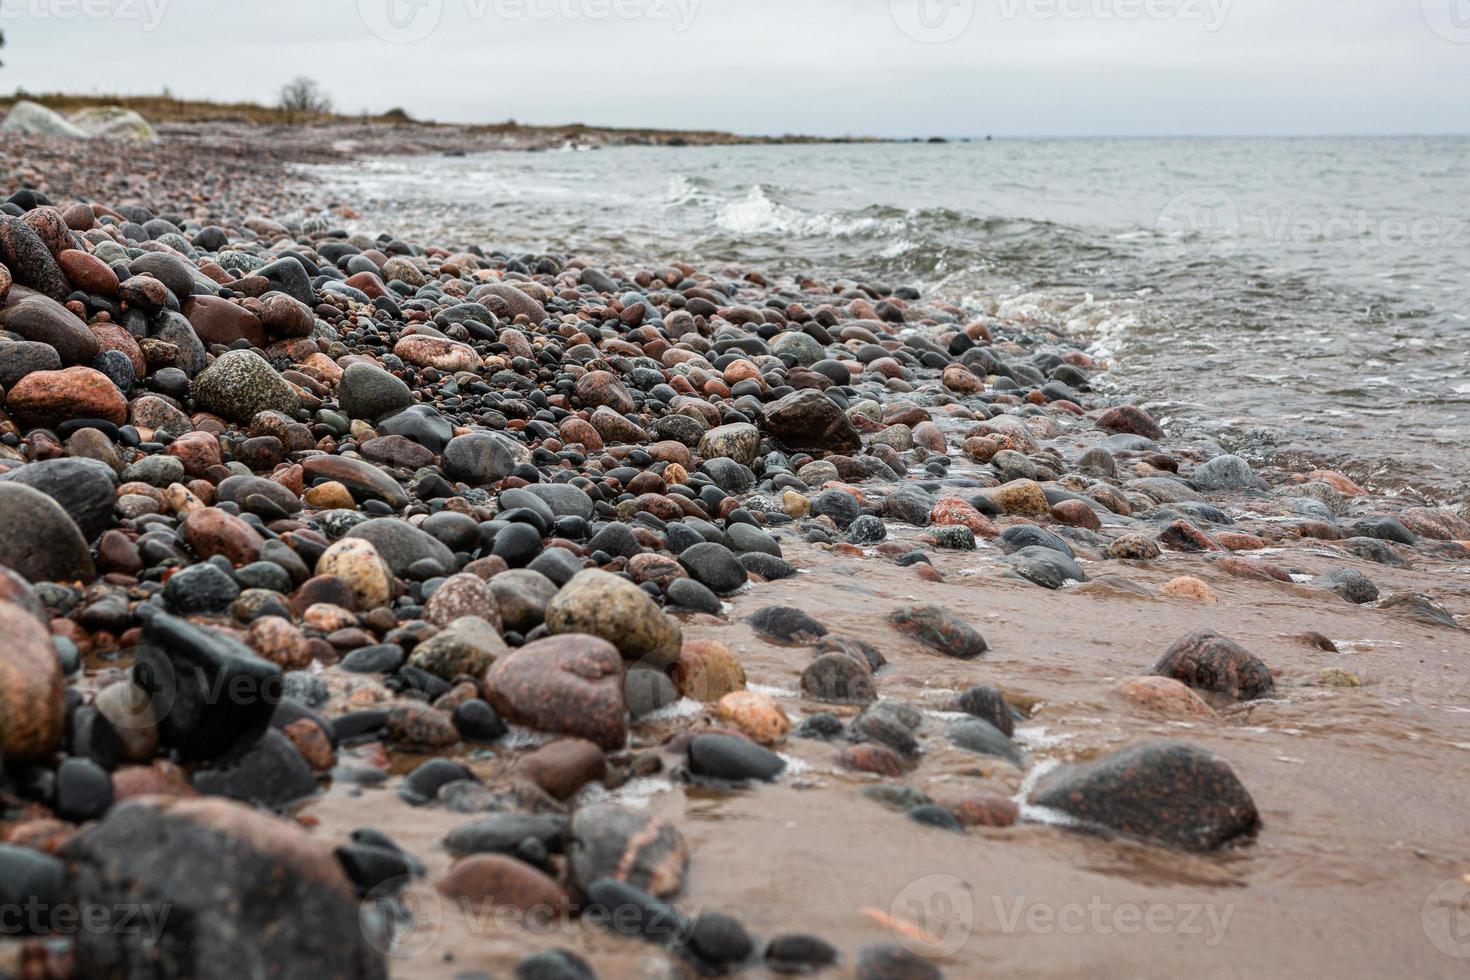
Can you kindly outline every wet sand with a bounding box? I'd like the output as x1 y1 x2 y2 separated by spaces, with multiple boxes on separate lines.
307 441 1470 978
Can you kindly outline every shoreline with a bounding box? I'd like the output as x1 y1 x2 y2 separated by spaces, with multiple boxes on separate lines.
0 136 1468 978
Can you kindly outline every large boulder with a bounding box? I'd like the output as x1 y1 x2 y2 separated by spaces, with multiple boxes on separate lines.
68 106 159 142
0 100 89 138
65 797 386 979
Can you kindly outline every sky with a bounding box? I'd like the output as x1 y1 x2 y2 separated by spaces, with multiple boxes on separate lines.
1 0 1467 137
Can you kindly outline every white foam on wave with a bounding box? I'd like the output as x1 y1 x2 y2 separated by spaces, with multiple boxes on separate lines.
713 184 900 239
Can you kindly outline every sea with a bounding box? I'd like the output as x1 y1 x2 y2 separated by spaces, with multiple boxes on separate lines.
308 136 1470 507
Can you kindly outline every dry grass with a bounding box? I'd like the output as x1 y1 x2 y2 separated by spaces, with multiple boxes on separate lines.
0 90 871 144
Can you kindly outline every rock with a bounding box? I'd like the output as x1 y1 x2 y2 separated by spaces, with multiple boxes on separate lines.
0 599 64 763
1152 630 1275 701
0 220 70 301
346 517 455 577
339 362 414 421
474 282 548 323
954 685 1014 736
678 542 748 595
1005 546 1087 589
181 295 266 346
5 366 126 428
181 507 265 566
191 729 318 807
1 99 91 138
545 570 682 666
1 456 117 540
69 106 158 141
131 609 282 761
885 485 937 527
0 340 61 388
1106 534 1161 560
394 334 482 371
670 640 747 701
762 389 861 452
568 804 688 898
801 653 876 703
437 855 570 915
686 912 756 968
698 422 760 466
1116 676 1218 719
302 456 408 509
748 606 827 644
0 481 95 582
666 577 720 613
426 572 500 628
316 537 393 610
65 797 385 978
988 479 1050 516
570 367 635 414
515 949 597 980
443 431 533 485
518 737 607 800
190 350 300 421
1029 740 1260 851
164 562 240 614
443 812 567 858
715 690 791 744
484 634 628 749
411 616 507 680
1161 576 1219 602
688 732 786 782
886 605 987 659
766 934 839 974
624 666 679 717
487 569 557 632
0 292 97 362
1192 454 1261 490
856 944 943 980
386 702 459 748
1096 404 1164 441
947 717 1023 764
0 843 66 934
1316 568 1380 604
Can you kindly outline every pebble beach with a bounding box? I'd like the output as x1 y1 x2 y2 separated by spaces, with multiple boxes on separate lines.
0 124 1468 980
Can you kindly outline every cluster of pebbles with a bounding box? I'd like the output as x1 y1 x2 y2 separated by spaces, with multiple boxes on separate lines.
0 175 1467 980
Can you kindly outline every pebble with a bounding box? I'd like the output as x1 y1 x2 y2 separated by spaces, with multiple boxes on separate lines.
885 605 988 659
1153 630 1275 701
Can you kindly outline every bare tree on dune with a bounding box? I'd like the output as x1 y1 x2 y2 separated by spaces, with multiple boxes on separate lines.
278 76 332 123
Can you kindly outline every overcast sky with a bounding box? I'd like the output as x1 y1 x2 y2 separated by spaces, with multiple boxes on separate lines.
2 0 1466 136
